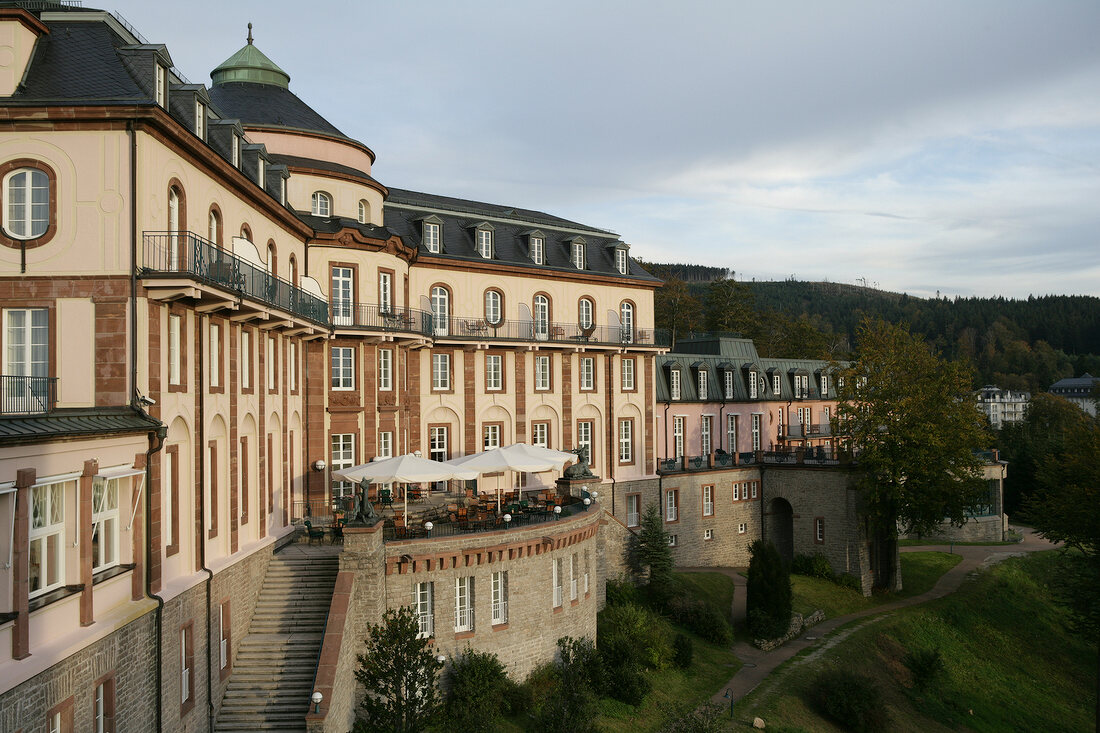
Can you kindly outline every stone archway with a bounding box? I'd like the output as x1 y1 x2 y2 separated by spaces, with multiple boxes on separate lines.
766 497 794 564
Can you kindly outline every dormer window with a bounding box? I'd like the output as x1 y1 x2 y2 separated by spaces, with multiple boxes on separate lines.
820 375 829 395
670 369 681 400
423 220 441 253
257 157 265 188
838 376 845 389
772 374 781 395
476 226 493 259
616 248 628 275
749 370 758 399
572 240 586 269
231 135 240 168
530 234 544 265
155 63 168 108
724 370 734 400
311 191 331 217
698 370 708 399
194 101 206 139
794 374 809 398
358 200 369 224
279 177 286 205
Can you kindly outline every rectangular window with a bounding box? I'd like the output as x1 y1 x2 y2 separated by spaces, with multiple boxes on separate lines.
820 375 829 396
155 63 167 107
673 416 684 459
483 423 501 451
532 421 549 449
530 236 544 264
704 528 713 541
209 322 221 388
168 314 181 386
666 489 678 522
572 241 585 269
165 447 177 551
432 353 450 391
616 248 628 275
379 431 393 459
738 523 747 534
724 370 734 399
703 485 714 516
231 134 240 168
727 414 738 453
91 477 120 572
476 229 493 258
331 346 354 390
379 348 393 391
257 157 266 188
491 571 508 625
584 550 590 595
626 494 640 527
570 553 578 601
751 481 758 499
749 370 758 399
815 517 825 543
330 433 355 498
266 335 277 390
668 534 678 547
241 329 252 390
194 100 205 139
485 354 502 391
379 271 393 313
535 355 551 391
29 481 65 597
454 576 474 632
670 369 681 400
289 341 298 392
92 677 114 733
331 266 354 326
219 601 230 671
424 222 441 253
553 558 563 608
576 420 592 461
751 414 761 451
429 425 448 463
416 581 434 638
621 357 635 390
698 370 708 399
733 482 740 501
701 416 712 455
180 624 193 707
618 419 633 463
773 374 781 395
580 356 594 391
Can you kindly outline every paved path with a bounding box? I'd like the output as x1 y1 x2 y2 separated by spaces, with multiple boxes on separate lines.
679 526 1057 711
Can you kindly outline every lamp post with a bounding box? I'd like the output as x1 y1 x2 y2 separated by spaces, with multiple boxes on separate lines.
424 521 433 536
583 497 591 511
553 505 561 520
724 688 733 719
503 513 512 526
311 690 323 714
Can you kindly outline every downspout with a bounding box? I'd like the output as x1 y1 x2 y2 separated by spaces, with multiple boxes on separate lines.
718 396 726 452
197 324 215 733
129 120 139 409
662 401 670 467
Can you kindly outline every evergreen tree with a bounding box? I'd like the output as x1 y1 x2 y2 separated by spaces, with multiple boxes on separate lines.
632 503 674 601
745 539 791 638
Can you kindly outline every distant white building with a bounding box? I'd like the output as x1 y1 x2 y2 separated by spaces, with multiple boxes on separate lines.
1048 374 1099 417
977 385 1030 429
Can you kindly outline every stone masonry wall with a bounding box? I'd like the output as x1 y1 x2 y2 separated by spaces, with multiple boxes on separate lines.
0 612 157 733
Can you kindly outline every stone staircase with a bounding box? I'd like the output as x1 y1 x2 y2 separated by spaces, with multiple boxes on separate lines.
214 552 339 732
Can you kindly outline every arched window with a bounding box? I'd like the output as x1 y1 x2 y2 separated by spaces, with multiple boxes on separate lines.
484 290 503 325
2 167 49 240
266 241 277 277
311 191 332 217
431 286 450 337
620 302 635 344
578 298 594 330
167 182 185 271
208 206 221 246
240 224 252 241
358 199 370 224
289 255 298 287
533 294 550 340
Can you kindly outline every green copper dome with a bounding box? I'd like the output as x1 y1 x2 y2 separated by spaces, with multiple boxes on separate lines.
211 24 290 89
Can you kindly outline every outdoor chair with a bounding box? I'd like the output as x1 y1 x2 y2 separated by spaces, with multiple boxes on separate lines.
379 488 394 512
303 520 325 545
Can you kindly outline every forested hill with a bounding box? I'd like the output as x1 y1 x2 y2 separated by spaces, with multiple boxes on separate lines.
641 261 1100 392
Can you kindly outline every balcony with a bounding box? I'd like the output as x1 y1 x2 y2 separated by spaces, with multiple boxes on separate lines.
141 232 329 326
332 304 434 338
780 423 833 440
432 316 670 348
0 375 57 415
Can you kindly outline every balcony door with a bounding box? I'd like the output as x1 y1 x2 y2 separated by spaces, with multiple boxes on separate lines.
3 308 49 413
332 267 353 326
533 295 549 340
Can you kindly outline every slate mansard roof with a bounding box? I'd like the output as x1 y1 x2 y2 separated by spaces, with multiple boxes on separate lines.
384 188 660 283
208 82 349 141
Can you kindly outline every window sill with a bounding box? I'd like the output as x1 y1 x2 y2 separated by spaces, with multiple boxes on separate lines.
453 630 475 641
0 611 17 624
29 583 84 613
491 623 509 632
553 606 562 614
92 563 135 586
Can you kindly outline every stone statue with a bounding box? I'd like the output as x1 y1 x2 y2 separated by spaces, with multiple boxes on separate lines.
348 480 378 525
563 445 595 479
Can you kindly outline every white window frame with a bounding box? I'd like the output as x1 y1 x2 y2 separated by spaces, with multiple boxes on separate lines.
379 271 392 313
569 553 578 601
701 415 712 455
698 369 708 399
330 433 355 498
454 576 474 632
241 329 251 389
379 348 393 391
670 369 681 400
619 419 633 463
289 341 298 392
752 414 761 451
3 168 49 240
724 370 734 399
155 62 167 108
616 248 628 275
734 482 740 501
209 322 221 388
311 191 331 217
484 290 502 324
231 134 240 168
486 354 502 391
738 523 747 534
423 221 441 253
431 286 449 337
620 302 634 343
331 346 354 390
379 431 393 459
578 298 593 329
673 416 684 459
416 581 434 638
535 355 551 391
483 423 501 451
572 241 585 269
491 571 508 625
358 199 369 224
533 295 549 340
432 353 450 391
257 157 266 189
665 489 678 522
91 477 120 573
668 534 678 547
816 518 825 542
532 421 549 449
168 314 181 386
429 425 448 463
29 481 66 597
626 494 640 528
727 414 738 453
94 681 106 733
180 627 190 704
553 558 563 608
703 485 714 516
580 356 594 390
773 374 781 395
704 528 713 541
219 602 229 670
476 228 493 258
332 266 353 326
820 374 829 396
530 235 544 264
751 481 758 499
621 357 635 390
576 421 591 458
749 370 758 399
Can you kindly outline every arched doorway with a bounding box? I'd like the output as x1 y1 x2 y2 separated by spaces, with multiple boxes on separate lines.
766 497 794 564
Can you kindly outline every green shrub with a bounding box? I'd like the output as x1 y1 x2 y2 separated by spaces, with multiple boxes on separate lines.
605 577 640 606
746 540 792 638
673 633 694 669
444 648 511 732
748 608 788 640
531 637 600 733
836 573 863 592
611 662 652 706
517 661 559 711
666 596 734 645
809 668 890 733
598 602 673 670
791 553 833 579
903 646 946 690
657 701 725 732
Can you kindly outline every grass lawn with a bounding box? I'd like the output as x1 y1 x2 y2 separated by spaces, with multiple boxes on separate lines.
675 571 735 624
740 552 1096 732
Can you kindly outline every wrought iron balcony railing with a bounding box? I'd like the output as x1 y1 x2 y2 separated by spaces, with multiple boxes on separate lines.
331 303 434 337
0 374 58 415
779 423 833 440
141 232 329 326
430 315 670 347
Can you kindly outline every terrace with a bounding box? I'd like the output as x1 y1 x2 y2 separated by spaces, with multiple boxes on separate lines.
432 315 670 348
657 447 846 474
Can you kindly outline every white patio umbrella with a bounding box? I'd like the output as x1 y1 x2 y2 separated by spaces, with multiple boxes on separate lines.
333 453 478 518
446 443 577 510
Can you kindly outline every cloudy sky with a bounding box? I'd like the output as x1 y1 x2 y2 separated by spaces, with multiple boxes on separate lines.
105 0 1100 299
